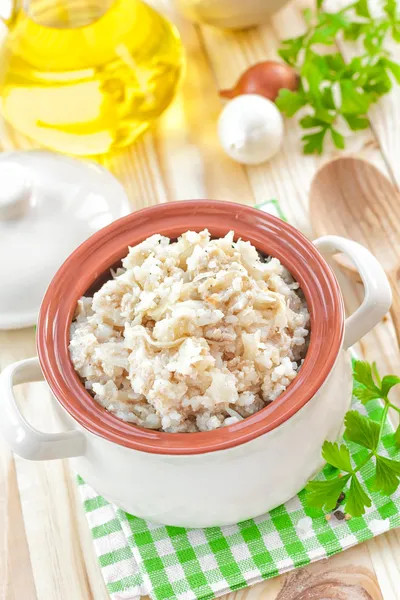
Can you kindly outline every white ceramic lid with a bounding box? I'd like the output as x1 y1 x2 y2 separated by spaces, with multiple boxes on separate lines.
0 150 130 330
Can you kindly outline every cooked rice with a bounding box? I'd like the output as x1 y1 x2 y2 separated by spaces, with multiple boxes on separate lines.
69 230 310 433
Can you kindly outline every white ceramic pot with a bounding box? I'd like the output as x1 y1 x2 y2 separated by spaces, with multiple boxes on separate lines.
0 201 392 527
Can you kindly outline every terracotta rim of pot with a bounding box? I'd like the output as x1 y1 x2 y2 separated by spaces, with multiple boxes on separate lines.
37 200 344 455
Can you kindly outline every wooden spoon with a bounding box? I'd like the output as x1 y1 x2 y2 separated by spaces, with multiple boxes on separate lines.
309 156 400 346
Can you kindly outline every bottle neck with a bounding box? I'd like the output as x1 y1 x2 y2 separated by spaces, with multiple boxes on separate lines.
24 0 115 28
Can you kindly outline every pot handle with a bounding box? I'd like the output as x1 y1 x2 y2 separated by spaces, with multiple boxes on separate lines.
313 235 392 349
0 357 85 460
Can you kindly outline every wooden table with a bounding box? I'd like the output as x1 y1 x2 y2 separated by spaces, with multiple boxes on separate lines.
1 0 400 598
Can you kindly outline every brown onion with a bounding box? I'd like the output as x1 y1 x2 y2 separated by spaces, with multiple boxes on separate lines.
219 61 299 102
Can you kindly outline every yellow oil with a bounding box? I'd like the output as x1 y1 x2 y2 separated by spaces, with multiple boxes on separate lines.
0 0 184 155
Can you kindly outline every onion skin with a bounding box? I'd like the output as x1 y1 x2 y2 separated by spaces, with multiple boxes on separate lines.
220 61 299 102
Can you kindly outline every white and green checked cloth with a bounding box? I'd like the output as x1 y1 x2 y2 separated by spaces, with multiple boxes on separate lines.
78 200 400 600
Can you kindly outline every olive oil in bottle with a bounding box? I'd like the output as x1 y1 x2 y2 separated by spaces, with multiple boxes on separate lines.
0 0 184 155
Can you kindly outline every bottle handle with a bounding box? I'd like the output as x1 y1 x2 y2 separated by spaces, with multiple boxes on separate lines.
1 0 21 27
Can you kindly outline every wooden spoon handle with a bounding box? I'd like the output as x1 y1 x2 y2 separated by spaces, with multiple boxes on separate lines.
388 273 400 349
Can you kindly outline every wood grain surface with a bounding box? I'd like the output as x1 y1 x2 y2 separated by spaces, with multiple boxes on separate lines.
1 0 400 598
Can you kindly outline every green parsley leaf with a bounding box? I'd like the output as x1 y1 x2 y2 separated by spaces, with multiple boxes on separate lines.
344 410 380 450
310 25 339 45
299 115 321 128
364 70 393 97
392 24 400 42
314 108 336 124
353 386 382 403
322 441 353 472
384 58 400 84
344 22 365 41
345 475 372 517
384 0 397 20
394 423 400 447
381 375 400 398
355 0 371 19
302 60 325 100
300 111 335 128
325 53 346 72
320 87 336 110
302 128 328 154
278 36 305 67
330 128 345 149
340 81 372 114
306 359 400 517
372 362 382 386
312 12 350 44
303 7 313 25
353 360 380 390
343 114 369 131
375 455 400 475
277 0 400 153
276 89 307 117
306 474 350 512
372 455 400 495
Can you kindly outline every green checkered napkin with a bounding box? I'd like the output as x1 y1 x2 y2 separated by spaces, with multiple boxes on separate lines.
78 200 400 600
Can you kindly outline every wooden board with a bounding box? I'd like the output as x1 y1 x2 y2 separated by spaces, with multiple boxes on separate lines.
1 0 400 598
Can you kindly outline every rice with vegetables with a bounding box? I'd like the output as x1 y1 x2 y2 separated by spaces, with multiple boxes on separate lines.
69 230 310 433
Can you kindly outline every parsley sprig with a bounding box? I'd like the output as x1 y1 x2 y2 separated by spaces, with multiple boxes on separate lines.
306 360 400 517
276 0 400 154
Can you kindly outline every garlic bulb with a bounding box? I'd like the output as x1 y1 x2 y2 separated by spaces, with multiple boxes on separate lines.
218 95 284 165
173 0 291 29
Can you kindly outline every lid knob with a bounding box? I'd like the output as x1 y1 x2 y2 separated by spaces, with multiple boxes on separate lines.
0 163 32 221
